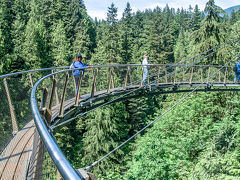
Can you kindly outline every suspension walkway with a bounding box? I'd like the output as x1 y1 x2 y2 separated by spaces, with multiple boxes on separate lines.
1 41 240 179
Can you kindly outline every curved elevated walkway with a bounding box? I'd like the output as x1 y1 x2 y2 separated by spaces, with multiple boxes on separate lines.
1 81 240 179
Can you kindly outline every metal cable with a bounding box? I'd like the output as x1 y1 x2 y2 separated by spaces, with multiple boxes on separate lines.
51 38 240 129
84 52 240 172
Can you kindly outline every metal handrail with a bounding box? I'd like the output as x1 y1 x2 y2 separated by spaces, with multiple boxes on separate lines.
0 63 234 79
30 63 236 179
30 69 84 180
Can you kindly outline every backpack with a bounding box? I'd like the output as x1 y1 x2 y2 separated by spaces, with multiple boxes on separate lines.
233 64 237 72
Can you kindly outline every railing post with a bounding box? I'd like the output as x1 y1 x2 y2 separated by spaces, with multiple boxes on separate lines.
111 68 115 88
207 67 211 84
218 70 221 83
59 74 69 117
91 68 98 98
48 78 57 110
3 78 18 135
156 66 161 85
52 70 60 105
200 68 203 83
44 79 57 124
57 170 63 180
124 66 130 89
29 73 34 88
40 87 48 115
173 67 176 84
75 74 82 106
107 67 114 93
165 66 168 83
189 67 194 84
224 67 227 84
182 67 185 82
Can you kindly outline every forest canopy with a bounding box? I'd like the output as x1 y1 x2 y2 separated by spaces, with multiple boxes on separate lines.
1 0 240 179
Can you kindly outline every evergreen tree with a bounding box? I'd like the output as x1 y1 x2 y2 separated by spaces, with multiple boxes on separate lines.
105 3 120 62
0 29 4 73
130 10 147 64
51 20 71 66
22 17 51 69
0 0 15 73
118 2 134 64
82 102 129 174
230 10 237 25
91 3 119 64
73 11 95 60
191 5 203 31
190 0 229 64
10 0 30 73
174 30 190 61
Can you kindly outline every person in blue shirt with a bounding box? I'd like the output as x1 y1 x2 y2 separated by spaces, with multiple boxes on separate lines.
234 59 240 83
73 53 89 95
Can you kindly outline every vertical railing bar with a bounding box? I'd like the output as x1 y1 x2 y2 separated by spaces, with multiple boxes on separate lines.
3 78 18 135
165 66 168 83
91 68 98 98
59 74 69 117
51 70 60 105
182 66 185 83
207 67 211 84
111 67 115 89
189 67 194 84
124 66 130 89
129 66 133 85
173 67 176 84
40 88 48 112
218 70 221 83
224 67 227 84
157 66 161 86
200 68 203 83
29 73 34 88
48 79 57 110
107 67 114 93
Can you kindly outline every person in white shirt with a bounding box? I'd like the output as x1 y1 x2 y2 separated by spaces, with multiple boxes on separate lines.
142 54 148 85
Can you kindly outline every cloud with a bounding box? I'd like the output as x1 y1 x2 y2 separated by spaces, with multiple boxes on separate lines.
87 10 107 20
146 3 167 9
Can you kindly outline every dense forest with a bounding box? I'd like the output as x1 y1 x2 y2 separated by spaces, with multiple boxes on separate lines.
1 0 240 179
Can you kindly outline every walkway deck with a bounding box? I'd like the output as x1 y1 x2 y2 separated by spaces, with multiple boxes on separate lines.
1 82 240 179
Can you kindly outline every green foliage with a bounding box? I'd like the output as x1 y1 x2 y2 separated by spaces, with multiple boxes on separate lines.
1 0 240 179
23 17 51 69
51 20 71 66
125 92 240 179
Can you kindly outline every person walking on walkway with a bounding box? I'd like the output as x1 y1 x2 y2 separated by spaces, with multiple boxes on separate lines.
142 54 149 85
72 54 89 96
234 59 240 83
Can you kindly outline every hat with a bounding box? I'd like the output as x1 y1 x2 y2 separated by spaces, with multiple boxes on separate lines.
76 53 82 58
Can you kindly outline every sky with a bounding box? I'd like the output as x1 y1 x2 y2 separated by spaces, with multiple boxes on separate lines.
84 0 240 20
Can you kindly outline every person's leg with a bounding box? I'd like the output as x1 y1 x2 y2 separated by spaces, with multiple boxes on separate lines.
237 73 240 82
234 72 238 83
142 69 148 85
74 75 80 95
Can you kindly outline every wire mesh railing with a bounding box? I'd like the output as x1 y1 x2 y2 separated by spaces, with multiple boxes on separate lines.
0 67 68 180
30 62 238 179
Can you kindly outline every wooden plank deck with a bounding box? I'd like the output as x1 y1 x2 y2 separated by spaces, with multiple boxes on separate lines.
0 82 239 179
0 120 35 180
